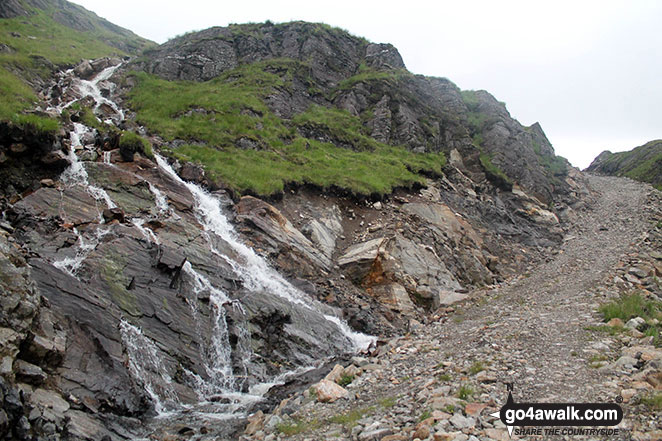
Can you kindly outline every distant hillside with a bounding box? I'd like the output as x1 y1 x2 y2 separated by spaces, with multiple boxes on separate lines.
0 0 153 122
586 140 662 190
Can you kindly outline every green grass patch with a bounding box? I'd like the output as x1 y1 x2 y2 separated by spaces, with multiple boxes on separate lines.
292 104 381 151
128 64 446 197
336 63 408 90
378 396 397 408
479 152 513 189
584 324 625 336
598 292 662 346
328 406 374 428
640 393 662 410
599 293 662 322
11 113 59 134
588 353 609 368
126 63 294 148
171 140 445 196
418 409 432 422
276 418 322 436
337 373 354 387
119 131 153 158
438 373 452 382
461 90 480 111
0 66 40 119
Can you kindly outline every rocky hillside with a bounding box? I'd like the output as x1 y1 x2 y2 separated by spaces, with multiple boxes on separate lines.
587 140 662 190
0 10 636 441
127 21 571 204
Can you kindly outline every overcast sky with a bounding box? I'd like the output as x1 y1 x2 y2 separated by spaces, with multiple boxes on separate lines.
70 0 661 168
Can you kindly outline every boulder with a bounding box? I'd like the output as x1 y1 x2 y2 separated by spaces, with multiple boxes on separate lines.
311 380 348 403
368 283 417 314
337 237 386 282
14 360 46 385
324 364 345 384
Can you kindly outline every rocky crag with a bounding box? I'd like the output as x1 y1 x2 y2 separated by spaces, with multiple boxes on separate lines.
3 6 658 441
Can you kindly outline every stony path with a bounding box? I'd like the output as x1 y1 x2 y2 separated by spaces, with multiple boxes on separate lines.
243 176 662 441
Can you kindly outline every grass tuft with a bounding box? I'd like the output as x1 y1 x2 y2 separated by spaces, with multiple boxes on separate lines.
468 361 485 375
457 384 474 400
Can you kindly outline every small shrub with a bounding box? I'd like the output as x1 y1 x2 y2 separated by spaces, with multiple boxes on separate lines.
438 373 452 382
337 374 354 387
119 131 153 159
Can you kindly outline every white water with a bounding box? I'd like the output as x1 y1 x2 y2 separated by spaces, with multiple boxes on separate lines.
70 122 89 148
131 218 159 244
119 320 180 414
53 227 107 276
182 262 238 393
60 148 116 212
148 183 170 215
53 149 116 274
155 154 375 351
59 64 125 123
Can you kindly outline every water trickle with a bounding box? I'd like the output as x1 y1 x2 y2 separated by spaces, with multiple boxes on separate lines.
103 151 111 164
60 148 116 212
131 218 159 244
53 227 108 276
148 183 170 216
119 320 180 414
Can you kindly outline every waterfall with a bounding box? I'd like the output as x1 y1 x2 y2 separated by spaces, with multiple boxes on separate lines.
59 63 125 123
155 154 374 351
182 262 237 393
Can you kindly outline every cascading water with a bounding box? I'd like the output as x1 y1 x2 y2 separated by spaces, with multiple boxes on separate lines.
155 154 375 351
56 63 125 123
182 262 239 393
45 59 374 429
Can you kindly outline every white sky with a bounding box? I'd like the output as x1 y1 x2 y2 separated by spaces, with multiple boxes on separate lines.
70 0 662 169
